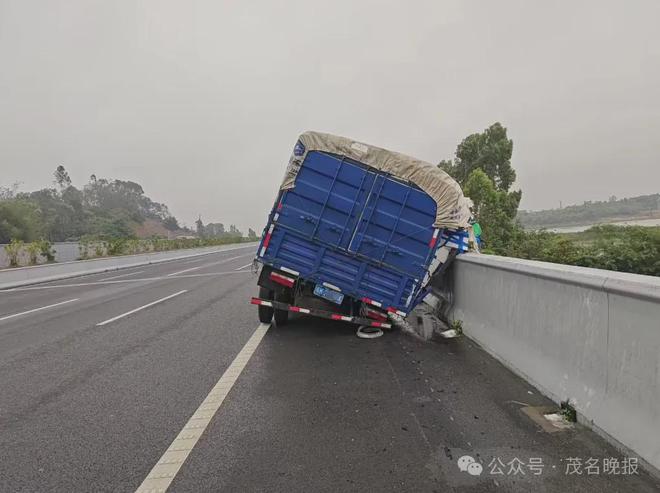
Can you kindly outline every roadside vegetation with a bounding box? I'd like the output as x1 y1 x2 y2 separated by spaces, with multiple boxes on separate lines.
439 124 659 277
76 236 250 260
1 166 188 243
1 166 257 268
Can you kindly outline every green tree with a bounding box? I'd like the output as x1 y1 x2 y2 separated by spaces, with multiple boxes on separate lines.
163 216 179 231
54 165 72 190
441 123 522 253
0 199 42 242
440 122 517 192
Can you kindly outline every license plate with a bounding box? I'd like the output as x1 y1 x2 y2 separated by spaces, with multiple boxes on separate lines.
314 284 344 305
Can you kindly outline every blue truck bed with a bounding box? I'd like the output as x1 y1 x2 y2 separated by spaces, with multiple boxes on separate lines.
256 144 464 315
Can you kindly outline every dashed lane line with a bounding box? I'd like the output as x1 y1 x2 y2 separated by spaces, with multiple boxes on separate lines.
96 290 187 326
0 298 79 322
166 254 251 277
135 323 270 493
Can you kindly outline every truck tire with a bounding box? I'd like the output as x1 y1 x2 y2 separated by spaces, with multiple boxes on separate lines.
258 286 274 323
273 290 290 326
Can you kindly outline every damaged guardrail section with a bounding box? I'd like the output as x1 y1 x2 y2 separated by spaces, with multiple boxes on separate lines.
448 253 660 472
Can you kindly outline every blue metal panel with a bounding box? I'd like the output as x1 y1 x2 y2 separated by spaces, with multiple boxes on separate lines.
348 175 437 278
259 150 443 312
275 152 375 251
262 226 416 310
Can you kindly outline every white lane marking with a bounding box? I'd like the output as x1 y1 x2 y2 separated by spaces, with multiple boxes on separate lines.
166 254 249 277
96 290 187 326
235 263 253 271
99 270 145 281
0 298 79 322
135 323 270 493
2 271 253 292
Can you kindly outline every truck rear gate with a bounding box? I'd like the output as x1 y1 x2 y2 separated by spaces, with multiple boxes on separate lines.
259 151 442 313
253 131 472 328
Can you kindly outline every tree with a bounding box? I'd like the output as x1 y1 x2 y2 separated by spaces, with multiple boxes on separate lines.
25 187 83 241
54 165 72 190
195 216 205 237
163 216 180 231
205 223 225 237
0 199 42 243
440 122 517 192
0 182 20 200
463 169 519 252
248 228 257 239
440 123 522 253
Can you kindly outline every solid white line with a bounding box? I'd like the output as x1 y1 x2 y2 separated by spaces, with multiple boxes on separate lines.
99 270 145 281
135 323 270 493
96 290 187 326
166 254 249 277
0 298 79 322
235 263 253 271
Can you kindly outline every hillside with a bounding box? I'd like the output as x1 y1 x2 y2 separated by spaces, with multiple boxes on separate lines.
517 193 660 229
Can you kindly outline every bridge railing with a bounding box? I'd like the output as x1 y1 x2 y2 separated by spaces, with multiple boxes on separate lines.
449 253 660 472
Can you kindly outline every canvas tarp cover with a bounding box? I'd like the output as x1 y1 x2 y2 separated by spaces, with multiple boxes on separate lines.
281 131 472 229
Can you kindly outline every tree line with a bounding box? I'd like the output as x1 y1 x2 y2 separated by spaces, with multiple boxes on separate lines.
0 166 183 243
439 123 659 277
0 165 257 244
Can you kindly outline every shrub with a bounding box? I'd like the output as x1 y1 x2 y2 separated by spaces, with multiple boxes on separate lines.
38 239 55 262
5 238 24 267
25 241 41 265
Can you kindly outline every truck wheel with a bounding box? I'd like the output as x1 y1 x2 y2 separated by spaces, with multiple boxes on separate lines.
258 286 274 323
273 290 290 326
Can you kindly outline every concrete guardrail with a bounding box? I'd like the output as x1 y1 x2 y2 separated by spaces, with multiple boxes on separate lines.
0 242 258 290
449 253 660 472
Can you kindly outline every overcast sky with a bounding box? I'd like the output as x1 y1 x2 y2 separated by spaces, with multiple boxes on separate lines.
1 0 658 231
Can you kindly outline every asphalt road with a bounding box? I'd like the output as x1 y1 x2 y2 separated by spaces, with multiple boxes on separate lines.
0 246 658 492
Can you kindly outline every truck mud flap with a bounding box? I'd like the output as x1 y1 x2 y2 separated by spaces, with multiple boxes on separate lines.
250 297 391 329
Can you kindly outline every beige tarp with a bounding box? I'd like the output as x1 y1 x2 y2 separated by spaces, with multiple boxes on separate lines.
281 131 472 229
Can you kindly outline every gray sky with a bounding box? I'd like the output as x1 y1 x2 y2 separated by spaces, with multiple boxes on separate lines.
1 0 659 231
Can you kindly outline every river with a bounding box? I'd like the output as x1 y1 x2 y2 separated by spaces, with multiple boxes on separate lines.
550 217 660 233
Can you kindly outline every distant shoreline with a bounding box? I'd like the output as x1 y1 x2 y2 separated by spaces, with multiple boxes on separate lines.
526 214 660 233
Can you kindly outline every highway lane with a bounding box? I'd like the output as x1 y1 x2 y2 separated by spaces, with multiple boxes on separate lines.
0 246 256 360
167 319 660 493
0 247 259 492
0 245 255 314
0 246 659 492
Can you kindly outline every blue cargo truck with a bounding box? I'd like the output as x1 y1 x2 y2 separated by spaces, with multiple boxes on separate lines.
252 131 472 330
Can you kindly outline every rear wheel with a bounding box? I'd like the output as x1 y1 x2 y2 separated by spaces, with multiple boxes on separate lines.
257 286 274 323
273 289 291 326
